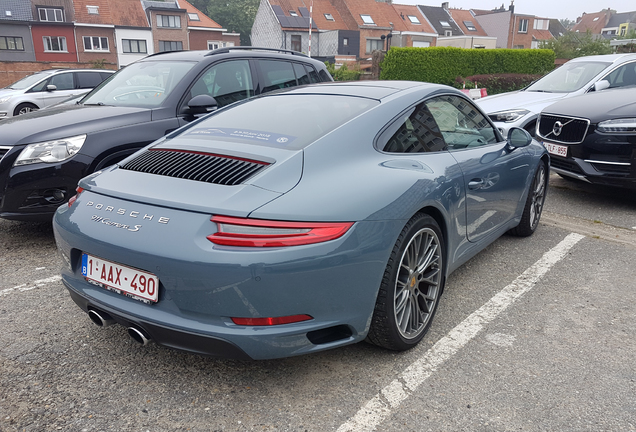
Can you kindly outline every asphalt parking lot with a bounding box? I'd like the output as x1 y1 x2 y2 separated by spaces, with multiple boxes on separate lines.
1 173 635 431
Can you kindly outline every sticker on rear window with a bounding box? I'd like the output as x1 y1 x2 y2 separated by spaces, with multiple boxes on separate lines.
186 127 296 145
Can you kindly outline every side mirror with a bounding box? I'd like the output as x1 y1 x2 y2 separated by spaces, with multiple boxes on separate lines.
46 84 57 92
593 80 610 92
507 127 532 148
186 94 218 114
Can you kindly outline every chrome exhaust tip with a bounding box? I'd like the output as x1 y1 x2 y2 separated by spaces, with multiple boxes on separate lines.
88 309 115 327
127 327 151 346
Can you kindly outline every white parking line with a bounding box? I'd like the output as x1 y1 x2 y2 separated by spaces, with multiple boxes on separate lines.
337 233 585 432
0 275 62 297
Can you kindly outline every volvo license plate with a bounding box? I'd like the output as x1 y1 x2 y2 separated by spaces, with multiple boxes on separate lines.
544 141 568 157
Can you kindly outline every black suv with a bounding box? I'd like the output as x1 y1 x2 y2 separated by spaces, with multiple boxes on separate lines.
0 47 333 221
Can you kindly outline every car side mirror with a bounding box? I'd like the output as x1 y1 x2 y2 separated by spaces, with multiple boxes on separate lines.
186 94 218 114
593 80 610 92
46 84 57 92
507 127 532 148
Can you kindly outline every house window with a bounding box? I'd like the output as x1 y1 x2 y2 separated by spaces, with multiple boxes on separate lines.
0 36 24 50
513 44 524 49
533 19 548 30
324 13 334 21
122 39 147 53
343 37 348 46
531 40 539 49
38 7 64 22
464 20 476 31
518 19 528 33
291 35 301 52
366 38 383 53
361 14 375 25
188 13 199 21
445 30 452 36
207 41 234 50
440 20 450 27
158 40 183 52
86 5 99 15
83 36 109 51
289 10 298 17
43 36 67 52
157 15 181 28
408 15 420 24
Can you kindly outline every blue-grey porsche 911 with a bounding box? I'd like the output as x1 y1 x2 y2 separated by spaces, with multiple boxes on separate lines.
53 81 549 360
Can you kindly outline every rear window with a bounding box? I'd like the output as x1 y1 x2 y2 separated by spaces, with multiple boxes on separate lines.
181 94 379 149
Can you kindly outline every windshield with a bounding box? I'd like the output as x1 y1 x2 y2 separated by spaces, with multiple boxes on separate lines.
527 61 610 93
82 61 195 108
7 71 54 90
179 94 379 150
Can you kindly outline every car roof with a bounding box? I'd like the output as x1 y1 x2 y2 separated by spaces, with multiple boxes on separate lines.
139 47 327 68
267 80 449 100
569 53 636 63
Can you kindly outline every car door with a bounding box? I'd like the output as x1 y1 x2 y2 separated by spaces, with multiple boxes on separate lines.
36 72 78 108
601 60 636 89
425 94 532 243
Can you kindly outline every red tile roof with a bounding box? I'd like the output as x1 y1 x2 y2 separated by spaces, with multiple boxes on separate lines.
392 4 436 33
178 0 222 29
108 0 149 28
343 0 403 29
572 10 612 34
449 9 488 36
73 0 113 25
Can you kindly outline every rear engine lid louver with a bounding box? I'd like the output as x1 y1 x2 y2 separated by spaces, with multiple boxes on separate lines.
119 149 270 186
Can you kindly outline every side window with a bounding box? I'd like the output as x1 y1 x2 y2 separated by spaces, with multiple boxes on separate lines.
48 72 74 90
306 65 320 83
382 103 446 153
100 72 113 81
604 62 636 88
76 72 103 89
293 63 310 85
259 60 297 93
425 95 498 151
318 69 331 82
188 60 254 108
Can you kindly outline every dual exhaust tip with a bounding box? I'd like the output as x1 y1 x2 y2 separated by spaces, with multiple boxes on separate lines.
87 309 151 346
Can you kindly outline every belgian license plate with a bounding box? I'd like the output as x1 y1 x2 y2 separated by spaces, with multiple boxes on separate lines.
544 141 568 157
81 253 159 303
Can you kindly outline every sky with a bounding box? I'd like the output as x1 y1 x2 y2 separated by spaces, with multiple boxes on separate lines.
395 0 635 21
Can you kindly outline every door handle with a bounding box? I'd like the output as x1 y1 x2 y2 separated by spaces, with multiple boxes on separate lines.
468 179 484 190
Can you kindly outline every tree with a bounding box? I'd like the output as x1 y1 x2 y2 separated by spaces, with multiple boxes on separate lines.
206 0 260 46
539 30 612 59
559 18 575 30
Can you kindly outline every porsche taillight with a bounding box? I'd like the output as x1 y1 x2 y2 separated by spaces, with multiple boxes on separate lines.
68 187 84 207
231 315 313 326
207 215 353 247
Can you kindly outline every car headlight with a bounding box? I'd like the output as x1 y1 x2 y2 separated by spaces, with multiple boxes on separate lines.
597 118 636 134
14 134 87 166
488 109 530 123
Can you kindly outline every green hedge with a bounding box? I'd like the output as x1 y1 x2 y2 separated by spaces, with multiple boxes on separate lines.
380 47 555 86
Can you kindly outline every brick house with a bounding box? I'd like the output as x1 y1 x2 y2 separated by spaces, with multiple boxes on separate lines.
30 0 78 62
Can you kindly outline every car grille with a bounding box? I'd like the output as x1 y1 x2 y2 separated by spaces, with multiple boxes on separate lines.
538 115 590 144
120 149 270 186
0 146 10 162
550 156 584 174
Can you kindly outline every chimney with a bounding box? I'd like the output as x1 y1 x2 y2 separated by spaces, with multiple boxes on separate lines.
441 2 449 9
509 0 514 13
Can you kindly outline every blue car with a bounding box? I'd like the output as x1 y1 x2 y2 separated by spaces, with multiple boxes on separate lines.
53 81 549 360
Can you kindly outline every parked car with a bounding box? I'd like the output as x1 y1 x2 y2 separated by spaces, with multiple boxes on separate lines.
477 53 636 135
538 86 636 189
0 69 114 118
53 81 549 360
0 47 333 221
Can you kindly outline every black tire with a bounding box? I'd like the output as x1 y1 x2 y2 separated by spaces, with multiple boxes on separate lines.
13 103 38 116
509 161 547 237
367 213 445 351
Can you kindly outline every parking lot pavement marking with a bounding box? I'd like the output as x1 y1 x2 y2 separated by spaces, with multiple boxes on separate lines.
336 233 585 432
0 275 62 297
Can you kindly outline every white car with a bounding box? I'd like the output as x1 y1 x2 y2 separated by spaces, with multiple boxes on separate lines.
0 69 114 118
476 53 636 135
